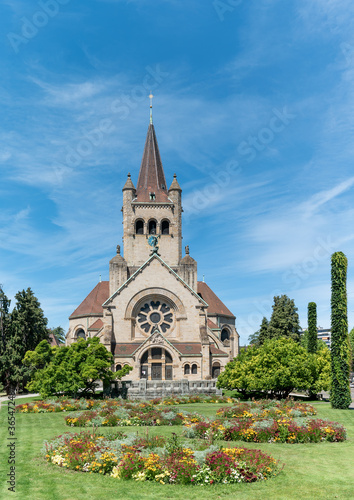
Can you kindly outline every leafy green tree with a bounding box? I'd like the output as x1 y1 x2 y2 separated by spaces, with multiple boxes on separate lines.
116 364 133 380
307 302 317 354
301 329 309 350
26 337 117 398
0 288 49 394
330 252 352 409
267 295 301 342
23 339 54 371
307 342 331 396
217 337 330 399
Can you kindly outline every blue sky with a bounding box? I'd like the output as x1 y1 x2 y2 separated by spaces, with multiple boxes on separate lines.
1 0 354 345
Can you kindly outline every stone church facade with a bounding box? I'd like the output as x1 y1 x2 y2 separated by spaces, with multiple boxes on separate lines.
66 118 239 383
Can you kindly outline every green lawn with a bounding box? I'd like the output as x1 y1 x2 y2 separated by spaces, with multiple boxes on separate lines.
1 398 353 499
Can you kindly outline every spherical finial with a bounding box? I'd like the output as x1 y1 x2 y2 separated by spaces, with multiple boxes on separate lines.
173 173 177 178
127 173 131 178
116 245 121 255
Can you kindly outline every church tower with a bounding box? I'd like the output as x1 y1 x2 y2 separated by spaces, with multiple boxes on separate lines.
67 100 239 389
121 121 183 275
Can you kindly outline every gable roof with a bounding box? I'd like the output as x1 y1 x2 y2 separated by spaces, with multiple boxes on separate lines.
197 281 235 318
103 253 208 308
69 281 109 319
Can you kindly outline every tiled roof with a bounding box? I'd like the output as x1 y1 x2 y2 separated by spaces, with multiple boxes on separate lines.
88 318 104 331
210 345 229 356
115 343 142 356
135 124 171 203
207 318 219 329
197 282 235 318
48 332 59 347
69 281 109 319
171 343 202 355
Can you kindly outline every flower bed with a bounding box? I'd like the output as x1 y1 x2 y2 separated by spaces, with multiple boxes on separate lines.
65 406 204 427
216 400 317 420
43 430 282 485
16 395 235 413
186 417 346 443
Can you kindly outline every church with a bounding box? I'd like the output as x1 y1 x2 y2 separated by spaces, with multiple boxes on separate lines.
66 105 239 384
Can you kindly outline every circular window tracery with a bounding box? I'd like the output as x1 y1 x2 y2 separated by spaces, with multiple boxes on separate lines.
137 300 173 334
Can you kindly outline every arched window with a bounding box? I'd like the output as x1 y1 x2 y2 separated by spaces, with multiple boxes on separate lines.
212 363 221 379
148 220 157 234
76 329 85 340
191 364 198 375
221 328 230 342
184 364 190 375
161 220 169 235
116 364 122 372
135 219 144 235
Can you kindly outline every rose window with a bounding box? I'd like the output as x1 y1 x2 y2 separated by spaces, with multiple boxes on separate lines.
137 301 173 334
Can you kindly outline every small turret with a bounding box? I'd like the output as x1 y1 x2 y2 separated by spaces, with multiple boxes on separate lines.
109 245 128 296
180 245 197 291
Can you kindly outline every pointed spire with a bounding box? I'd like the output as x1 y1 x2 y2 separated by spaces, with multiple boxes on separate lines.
169 173 182 192
122 173 136 191
135 123 170 203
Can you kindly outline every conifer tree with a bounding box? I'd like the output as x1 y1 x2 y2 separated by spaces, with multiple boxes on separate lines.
258 317 269 345
0 288 49 394
307 302 317 354
330 252 352 409
267 295 301 342
0 287 11 393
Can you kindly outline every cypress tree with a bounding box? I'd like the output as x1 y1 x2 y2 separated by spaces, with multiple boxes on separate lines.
330 252 352 409
307 302 317 354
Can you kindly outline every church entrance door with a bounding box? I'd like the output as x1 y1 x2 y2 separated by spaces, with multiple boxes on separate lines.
151 363 162 380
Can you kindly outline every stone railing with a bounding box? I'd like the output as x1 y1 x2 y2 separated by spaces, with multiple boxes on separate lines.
118 379 222 400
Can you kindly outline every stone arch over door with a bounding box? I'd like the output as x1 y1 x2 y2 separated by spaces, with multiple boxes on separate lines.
139 346 174 380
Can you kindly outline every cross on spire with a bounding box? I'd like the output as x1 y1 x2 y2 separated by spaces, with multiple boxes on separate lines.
149 92 154 124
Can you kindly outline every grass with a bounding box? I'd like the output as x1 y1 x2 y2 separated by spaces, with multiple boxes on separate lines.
1 398 353 499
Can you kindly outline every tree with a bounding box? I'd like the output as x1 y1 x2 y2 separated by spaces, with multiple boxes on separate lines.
307 302 317 354
248 317 269 346
0 287 11 393
25 337 117 398
217 337 330 399
258 317 269 345
349 327 354 371
49 326 66 344
267 295 301 342
330 252 352 409
0 288 49 394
